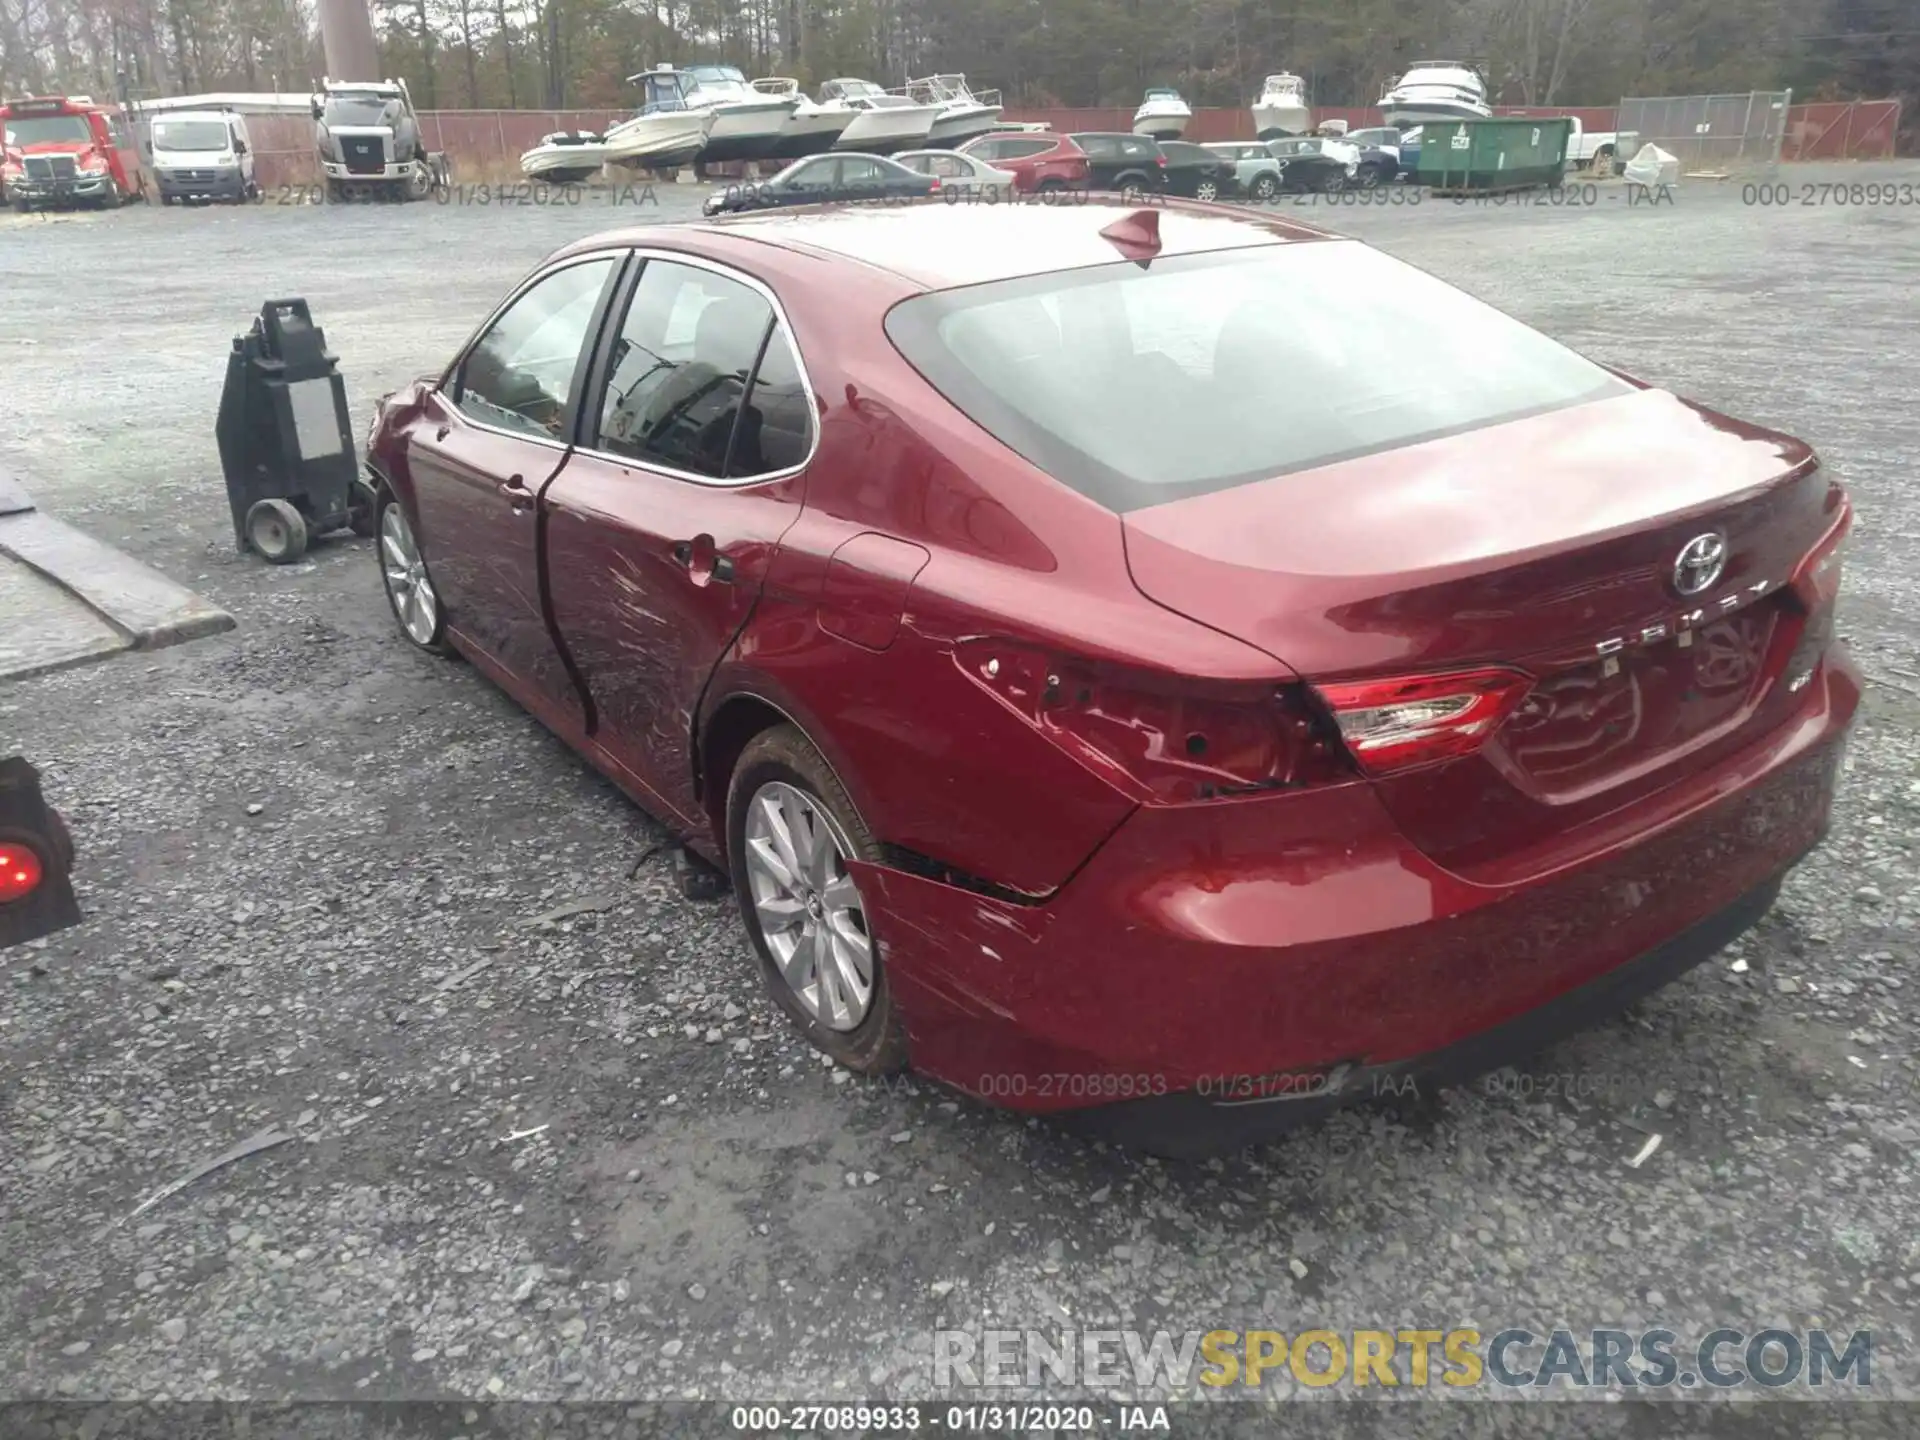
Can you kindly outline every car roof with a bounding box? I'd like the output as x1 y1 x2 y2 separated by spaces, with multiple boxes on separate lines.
561 200 1338 292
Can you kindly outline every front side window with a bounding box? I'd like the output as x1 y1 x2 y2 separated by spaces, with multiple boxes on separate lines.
886 242 1630 513
595 259 810 479
455 258 616 439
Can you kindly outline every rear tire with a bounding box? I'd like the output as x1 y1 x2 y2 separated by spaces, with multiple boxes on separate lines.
728 725 907 1077
1194 179 1219 201
1357 165 1382 189
1250 173 1278 201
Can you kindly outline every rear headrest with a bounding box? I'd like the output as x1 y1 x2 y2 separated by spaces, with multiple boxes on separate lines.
696 295 770 374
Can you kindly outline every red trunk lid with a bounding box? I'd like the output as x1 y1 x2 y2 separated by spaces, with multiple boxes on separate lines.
1122 387 1841 879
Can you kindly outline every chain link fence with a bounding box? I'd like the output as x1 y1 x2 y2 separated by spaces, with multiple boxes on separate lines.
1616 91 1792 174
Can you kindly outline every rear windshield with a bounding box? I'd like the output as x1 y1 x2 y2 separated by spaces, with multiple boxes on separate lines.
885 241 1630 513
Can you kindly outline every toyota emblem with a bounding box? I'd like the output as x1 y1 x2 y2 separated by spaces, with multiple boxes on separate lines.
1672 532 1728 597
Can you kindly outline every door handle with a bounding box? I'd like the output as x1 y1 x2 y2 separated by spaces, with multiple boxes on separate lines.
498 474 533 512
671 536 735 586
436 425 451 441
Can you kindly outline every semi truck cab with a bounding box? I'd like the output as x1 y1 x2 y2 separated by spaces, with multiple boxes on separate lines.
1 94 143 210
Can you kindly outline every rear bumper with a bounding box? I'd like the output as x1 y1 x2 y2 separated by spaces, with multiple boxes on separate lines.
1066 858 1793 1158
851 648 1858 1142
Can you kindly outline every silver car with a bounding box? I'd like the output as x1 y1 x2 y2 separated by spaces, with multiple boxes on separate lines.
1202 142 1286 202
895 149 1016 200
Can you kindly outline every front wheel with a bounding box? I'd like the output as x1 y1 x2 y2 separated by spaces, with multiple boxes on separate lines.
376 492 447 652
1194 179 1219 201
1357 165 1382 189
1323 173 1347 195
1250 173 1278 201
728 725 906 1076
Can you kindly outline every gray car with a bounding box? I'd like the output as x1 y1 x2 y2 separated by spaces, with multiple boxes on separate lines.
1202 141 1286 201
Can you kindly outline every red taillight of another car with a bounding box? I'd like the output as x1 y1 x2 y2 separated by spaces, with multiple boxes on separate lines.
957 640 1349 802
0 840 44 904
1311 668 1534 778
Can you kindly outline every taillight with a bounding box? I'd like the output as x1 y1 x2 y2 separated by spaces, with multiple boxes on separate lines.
0 840 44 904
1156 154 1167 166
957 640 1346 803
1782 498 1850 691
1789 501 1850 613
1311 668 1533 777
927 176 940 192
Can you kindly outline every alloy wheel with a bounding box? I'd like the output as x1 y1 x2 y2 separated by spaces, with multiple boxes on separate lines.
1195 180 1218 201
380 503 440 646
743 780 874 1031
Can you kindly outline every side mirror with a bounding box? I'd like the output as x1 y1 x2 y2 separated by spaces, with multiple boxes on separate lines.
310 100 324 121
233 138 248 155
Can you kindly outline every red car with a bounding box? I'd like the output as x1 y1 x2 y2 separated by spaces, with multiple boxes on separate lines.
366 200 1856 1157
957 131 1090 193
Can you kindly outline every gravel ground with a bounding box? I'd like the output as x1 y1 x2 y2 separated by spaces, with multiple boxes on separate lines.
2 165 1918 1422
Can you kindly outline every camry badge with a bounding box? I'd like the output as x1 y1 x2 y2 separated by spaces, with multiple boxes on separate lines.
1673 532 1729 597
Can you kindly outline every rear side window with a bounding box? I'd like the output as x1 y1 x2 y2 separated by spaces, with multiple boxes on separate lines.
595 259 812 479
1123 138 1158 158
597 260 768 477
885 242 1630 513
996 138 1053 159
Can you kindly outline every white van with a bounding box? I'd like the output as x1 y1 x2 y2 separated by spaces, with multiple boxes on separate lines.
150 109 256 204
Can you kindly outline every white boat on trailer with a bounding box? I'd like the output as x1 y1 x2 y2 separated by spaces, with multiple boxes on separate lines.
1252 72 1310 139
520 130 610 183
904 74 1002 149
604 68 714 172
676 62 797 165
753 77 852 159
1378 61 1493 127
1133 87 1191 140
820 79 941 154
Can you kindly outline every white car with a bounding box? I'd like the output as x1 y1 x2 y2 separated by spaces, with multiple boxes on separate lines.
894 148 1016 199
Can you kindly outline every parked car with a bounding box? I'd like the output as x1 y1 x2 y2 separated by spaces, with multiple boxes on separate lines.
1156 139 1238 200
702 152 935 215
1064 132 1166 195
1349 141 1400 188
1346 126 1407 161
895 148 1016 200
1266 135 1360 194
365 198 1857 1158
1203 141 1286 202
0 757 80 950
956 131 1090 194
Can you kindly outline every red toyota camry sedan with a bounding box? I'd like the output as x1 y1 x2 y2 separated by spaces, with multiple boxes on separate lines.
365 199 1856 1157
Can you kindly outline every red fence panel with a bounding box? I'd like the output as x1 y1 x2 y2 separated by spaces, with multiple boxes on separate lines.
1782 100 1901 161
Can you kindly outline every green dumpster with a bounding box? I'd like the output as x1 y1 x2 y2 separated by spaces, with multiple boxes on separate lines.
1415 117 1573 194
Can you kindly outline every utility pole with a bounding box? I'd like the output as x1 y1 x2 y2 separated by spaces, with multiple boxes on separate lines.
317 0 381 81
